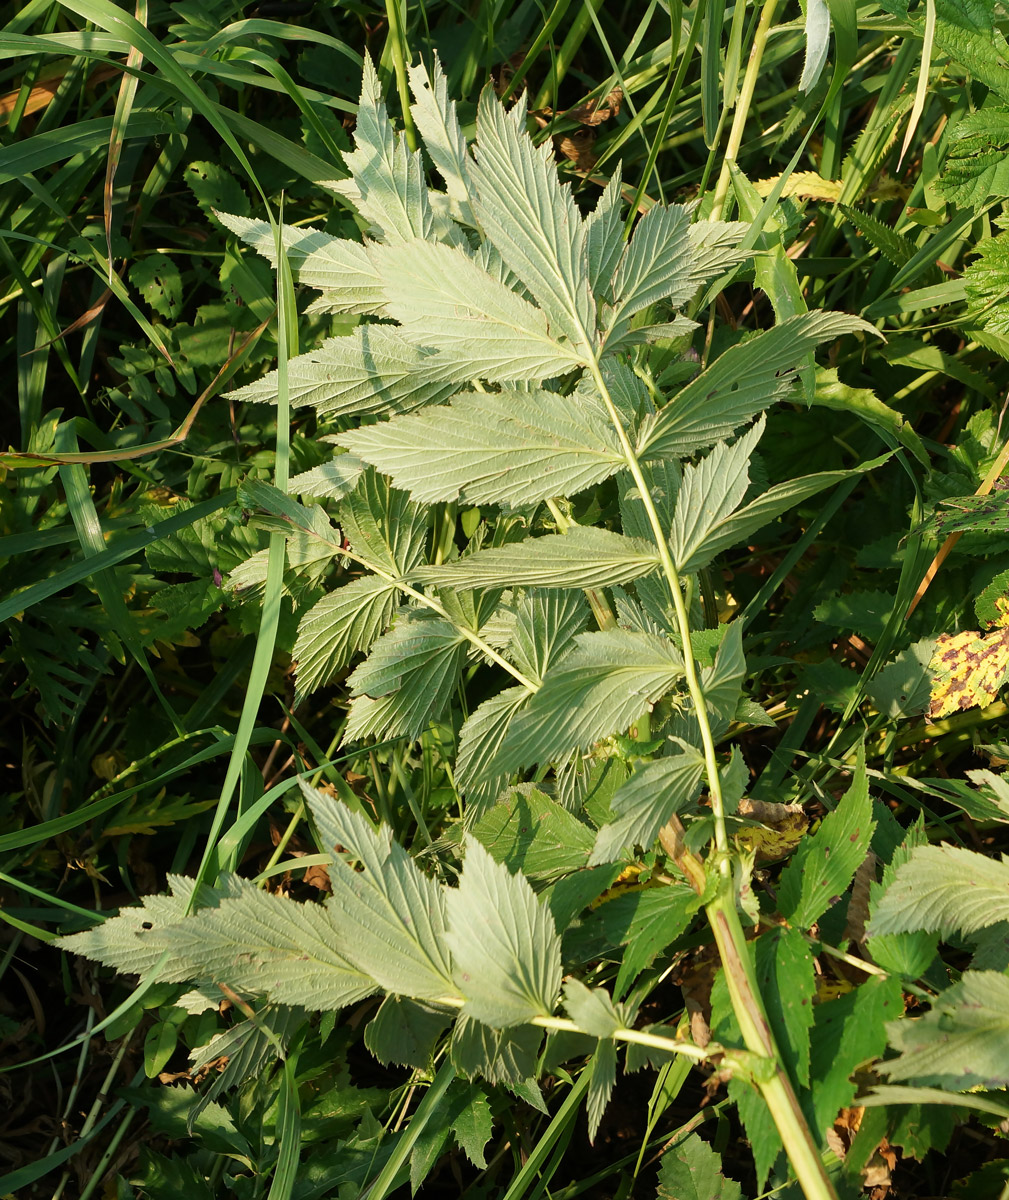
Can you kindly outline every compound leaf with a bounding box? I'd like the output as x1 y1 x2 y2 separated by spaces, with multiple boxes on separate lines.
332 54 432 243
642 312 875 458
226 325 459 418
375 239 582 382
471 88 595 351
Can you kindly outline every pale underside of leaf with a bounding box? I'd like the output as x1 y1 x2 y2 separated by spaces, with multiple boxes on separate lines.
471 87 595 352
375 239 582 382
333 54 432 243
215 213 385 314
340 388 626 505
412 527 660 590
292 575 399 704
225 325 460 418
446 838 562 1028
496 629 685 771
868 844 1009 938
641 311 877 458
302 784 457 1001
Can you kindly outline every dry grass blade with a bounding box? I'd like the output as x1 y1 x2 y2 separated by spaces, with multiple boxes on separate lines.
104 0 147 280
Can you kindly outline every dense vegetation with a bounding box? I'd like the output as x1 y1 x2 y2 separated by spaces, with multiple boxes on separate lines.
4 1 1009 1197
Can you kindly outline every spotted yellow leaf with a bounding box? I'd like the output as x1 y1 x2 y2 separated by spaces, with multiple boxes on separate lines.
928 594 1009 719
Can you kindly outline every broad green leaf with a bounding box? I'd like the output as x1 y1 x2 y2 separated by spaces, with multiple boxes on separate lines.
884 971 1009 1090
339 468 429 577
332 55 432 243
302 785 457 1001
867 844 1009 938
226 325 459 418
413 528 660 590
669 420 765 573
777 750 874 930
450 1084 494 1168
807 976 903 1147
446 838 562 1028
340 388 626 505
563 978 628 1038
641 312 876 458
375 239 582 382
450 1016 544 1086
754 927 816 1089
702 622 746 729
144 1021 178 1077
866 638 936 719
455 687 531 802
471 88 594 351
934 107 1009 209
496 630 685 771
290 453 366 502
473 787 595 883
160 887 375 1011
585 163 625 298
964 223 1009 335
292 575 399 704
364 995 452 1068
867 817 939 978
55 875 213 978
586 1040 618 1142
505 589 589 685
408 56 473 222
917 490 1009 537
129 253 182 320
611 884 699 998
589 751 707 866
605 205 693 346
656 1132 743 1200
215 214 385 313
676 458 889 575
344 609 468 743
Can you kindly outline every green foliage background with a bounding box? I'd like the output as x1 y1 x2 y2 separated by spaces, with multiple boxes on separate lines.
3 0 1009 1197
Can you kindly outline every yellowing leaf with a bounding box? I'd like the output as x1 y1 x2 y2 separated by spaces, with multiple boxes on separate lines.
928 595 1009 719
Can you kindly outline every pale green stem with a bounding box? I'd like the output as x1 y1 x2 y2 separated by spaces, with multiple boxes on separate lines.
580 360 837 1200
709 0 782 222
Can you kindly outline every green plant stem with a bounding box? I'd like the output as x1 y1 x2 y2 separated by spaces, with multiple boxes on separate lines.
384 0 418 152
709 0 782 221
584 357 837 1200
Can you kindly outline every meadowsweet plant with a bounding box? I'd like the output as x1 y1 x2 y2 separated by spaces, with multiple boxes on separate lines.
58 54 991 1200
